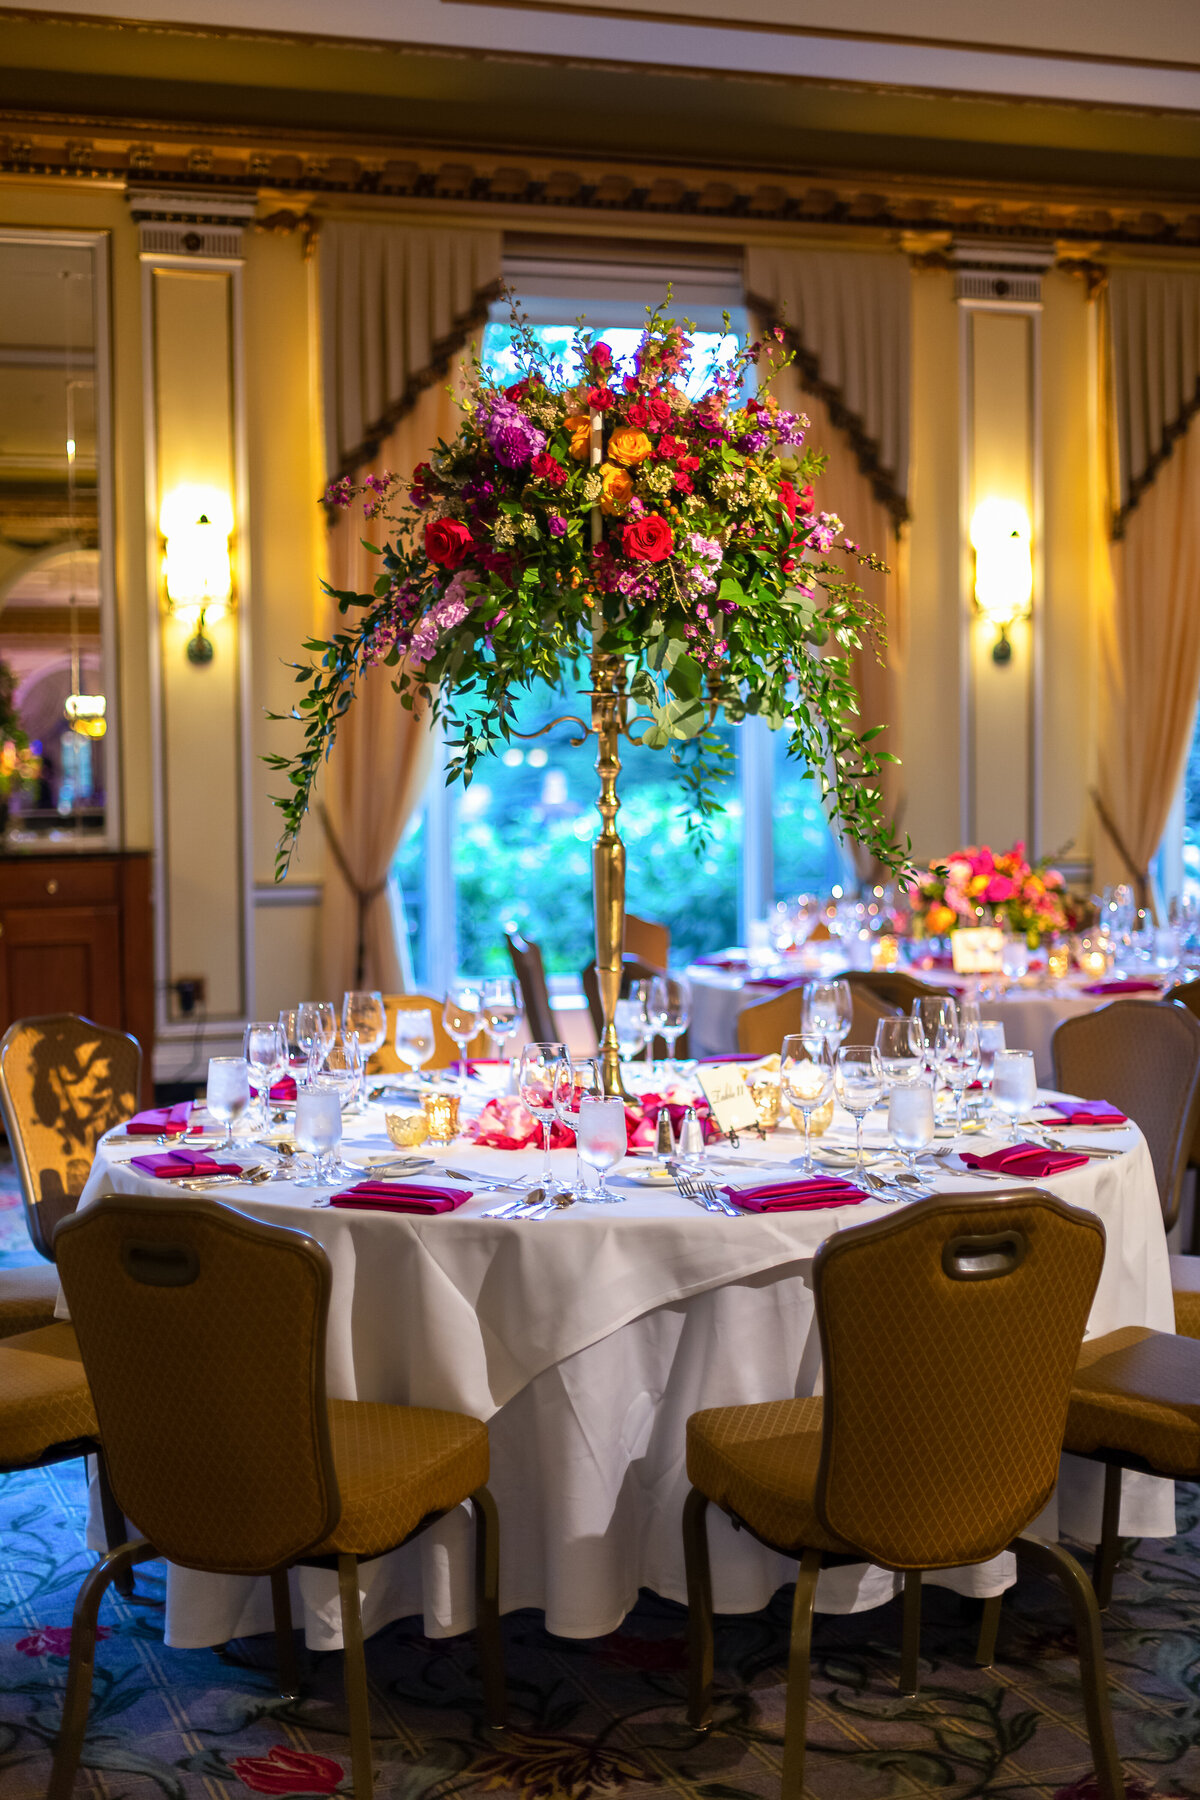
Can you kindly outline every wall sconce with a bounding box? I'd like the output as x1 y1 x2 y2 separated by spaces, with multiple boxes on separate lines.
159 485 234 665
970 498 1032 664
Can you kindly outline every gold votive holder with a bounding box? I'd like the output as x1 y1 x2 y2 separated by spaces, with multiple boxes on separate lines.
745 1075 781 1130
386 1109 429 1148
421 1093 460 1143
1046 942 1070 982
872 932 900 971
788 1096 834 1135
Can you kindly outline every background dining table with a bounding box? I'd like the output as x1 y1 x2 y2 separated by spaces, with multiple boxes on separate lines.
72 1075 1175 1653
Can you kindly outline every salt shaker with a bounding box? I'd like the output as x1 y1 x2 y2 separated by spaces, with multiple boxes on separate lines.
655 1106 676 1157
678 1106 705 1161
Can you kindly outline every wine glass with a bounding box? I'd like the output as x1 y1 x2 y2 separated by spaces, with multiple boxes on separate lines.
936 1020 981 1135
889 1077 935 1174
614 997 646 1062
395 1008 435 1080
341 991 386 1105
780 1032 834 1175
874 1016 923 1087
519 1041 568 1186
553 1056 605 1200
802 979 853 1053
833 1044 883 1177
911 996 958 1083
443 982 482 1089
294 1086 344 1194
628 980 652 1062
575 1095 628 1202
243 1021 287 1130
278 1007 305 1074
206 1057 250 1156
976 1020 1006 1097
296 1001 333 1086
481 977 522 1063
647 974 691 1074
992 1048 1038 1140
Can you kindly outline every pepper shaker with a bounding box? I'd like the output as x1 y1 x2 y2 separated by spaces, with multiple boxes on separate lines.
655 1106 676 1157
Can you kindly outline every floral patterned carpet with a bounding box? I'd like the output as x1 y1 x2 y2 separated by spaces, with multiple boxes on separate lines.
1 1169 1198 1799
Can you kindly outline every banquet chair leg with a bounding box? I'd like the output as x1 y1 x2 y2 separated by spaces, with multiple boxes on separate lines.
781 1549 822 1800
976 1594 1002 1668
1093 1465 1123 1611
470 1488 506 1728
1018 1536 1125 1800
94 1455 137 1602
270 1568 301 1700
48 1538 156 1800
899 1570 922 1695
682 1487 714 1729
337 1555 375 1800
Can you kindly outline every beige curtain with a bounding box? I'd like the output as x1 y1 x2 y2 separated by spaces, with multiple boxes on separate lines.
1093 272 1200 903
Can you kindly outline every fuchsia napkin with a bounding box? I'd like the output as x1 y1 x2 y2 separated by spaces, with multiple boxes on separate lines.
125 1102 194 1137
1080 979 1161 996
722 1176 866 1213
961 1143 1087 1179
694 953 747 970
330 1182 468 1215
250 1076 297 1104
1041 1100 1128 1127
747 975 804 991
130 1148 244 1178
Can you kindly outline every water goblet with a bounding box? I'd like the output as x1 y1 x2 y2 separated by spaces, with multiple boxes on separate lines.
614 997 646 1063
780 1032 834 1175
519 1041 568 1186
553 1056 604 1199
803 978 853 1053
976 1020 1006 1097
910 996 958 1084
278 1007 305 1075
888 1077 935 1174
874 1016 923 1087
341 991 386 1105
575 1095 628 1202
481 977 521 1065
206 1057 250 1156
395 1008 436 1081
294 1086 344 1196
647 974 691 1074
443 982 483 1088
243 1021 287 1130
1000 936 1030 986
936 1020 981 1135
833 1044 883 1176
992 1048 1038 1140
628 980 653 1062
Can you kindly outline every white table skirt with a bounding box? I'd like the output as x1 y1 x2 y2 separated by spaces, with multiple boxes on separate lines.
77 1092 1176 1646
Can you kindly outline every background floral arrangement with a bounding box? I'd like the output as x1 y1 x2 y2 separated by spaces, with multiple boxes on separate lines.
270 297 906 877
0 657 39 802
901 841 1078 942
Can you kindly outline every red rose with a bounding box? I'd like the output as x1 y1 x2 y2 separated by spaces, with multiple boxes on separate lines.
626 401 650 428
589 341 613 369
644 391 673 429
778 480 798 524
228 1746 344 1795
530 453 567 488
673 472 694 495
622 515 674 563
587 385 616 410
424 518 473 569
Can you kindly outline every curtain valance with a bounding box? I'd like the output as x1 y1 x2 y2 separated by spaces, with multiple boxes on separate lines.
744 246 911 525
319 221 503 482
1109 267 1200 536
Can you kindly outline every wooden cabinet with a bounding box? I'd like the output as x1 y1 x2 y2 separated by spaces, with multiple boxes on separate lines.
0 853 154 1101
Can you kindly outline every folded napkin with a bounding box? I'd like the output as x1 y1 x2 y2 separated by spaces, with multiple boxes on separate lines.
722 1176 866 1213
250 1076 297 1103
747 975 804 991
960 1142 1087 1178
1041 1100 1128 1127
125 1101 194 1137
330 1181 468 1215
130 1148 244 1179
695 953 747 970
1080 979 1161 996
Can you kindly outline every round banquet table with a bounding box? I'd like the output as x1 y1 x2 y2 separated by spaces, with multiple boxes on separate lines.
688 961 1167 1083
75 1082 1176 1651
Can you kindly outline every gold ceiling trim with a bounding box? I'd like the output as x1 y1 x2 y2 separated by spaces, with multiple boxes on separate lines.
2 114 1200 253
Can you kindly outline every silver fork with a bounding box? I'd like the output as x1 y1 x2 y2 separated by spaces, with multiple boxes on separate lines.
691 1173 743 1218
672 1169 740 1217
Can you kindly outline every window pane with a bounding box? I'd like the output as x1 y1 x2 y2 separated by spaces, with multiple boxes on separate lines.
393 807 430 987
771 728 852 896
1184 713 1200 905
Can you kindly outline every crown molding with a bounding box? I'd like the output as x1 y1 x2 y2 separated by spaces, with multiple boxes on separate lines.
2 113 1200 253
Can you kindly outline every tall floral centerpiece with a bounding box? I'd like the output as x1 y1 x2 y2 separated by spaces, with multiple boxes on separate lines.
0 657 40 833
271 301 905 1093
902 842 1074 947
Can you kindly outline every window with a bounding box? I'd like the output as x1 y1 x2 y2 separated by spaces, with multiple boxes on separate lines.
392 263 846 989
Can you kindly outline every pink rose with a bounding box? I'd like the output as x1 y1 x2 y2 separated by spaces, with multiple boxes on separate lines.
986 875 1017 904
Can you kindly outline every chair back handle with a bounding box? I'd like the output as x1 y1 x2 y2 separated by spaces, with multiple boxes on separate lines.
941 1229 1028 1282
121 1241 200 1287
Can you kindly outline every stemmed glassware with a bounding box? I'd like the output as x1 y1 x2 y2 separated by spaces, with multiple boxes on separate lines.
936 1020 982 1135
206 1057 250 1155
780 1032 834 1175
553 1056 605 1200
277 1007 304 1074
975 1020 1006 1100
313 1038 361 1180
294 1087 344 1194
910 996 958 1085
614 998 647 1062
647 974 691 1074
443 983 483 1089
992 1048 1038 1140
628 980 653 1062
802 979 853 1053
297 1001 336 1085
575 1095 628 1202
394 1008 435 1081
341 992 386 1107
481 978 522 1064
243 1022 287 1130
874 1016 923 1087
833 1044 883 1177
519 1040 568 1186
888 1077 935 1174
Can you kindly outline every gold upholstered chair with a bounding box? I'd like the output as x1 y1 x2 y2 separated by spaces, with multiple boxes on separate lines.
682 1193 1123 1800
49 1194 505 1800
836 968 957 1011
506 931 558 1045
735 982 897 1057
368 993 486 1076
1061 1325 1200 1609
624 913 670 969
1052 999 1200 1338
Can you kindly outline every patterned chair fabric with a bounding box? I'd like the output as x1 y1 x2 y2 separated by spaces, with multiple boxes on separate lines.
0 1015 141 1262
1170 1254 1200 1339
367 994 486 1076
0 1264 62 1339
1065 1325 1200 1479
0 1322 97 1469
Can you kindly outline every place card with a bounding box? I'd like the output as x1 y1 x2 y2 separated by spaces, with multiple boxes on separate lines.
695 1063 761 1136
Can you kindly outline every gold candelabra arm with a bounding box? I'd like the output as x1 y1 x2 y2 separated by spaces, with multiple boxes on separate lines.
508 714 593 747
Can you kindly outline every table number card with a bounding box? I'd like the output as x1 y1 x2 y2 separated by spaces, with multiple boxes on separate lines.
695 1064 761 1135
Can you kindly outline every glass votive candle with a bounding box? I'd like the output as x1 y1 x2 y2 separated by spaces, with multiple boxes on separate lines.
787 1095 833 1135
386 1109 429 1148
1046 940 1070 982
745 1073 781 1129
421 1093 460 1143
1074 934 1113 979
872 932 900 971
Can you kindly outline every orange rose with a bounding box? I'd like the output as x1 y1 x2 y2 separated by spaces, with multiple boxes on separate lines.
926 904 956 935
599 463 634 515
606 425 653 467
565 415 591 461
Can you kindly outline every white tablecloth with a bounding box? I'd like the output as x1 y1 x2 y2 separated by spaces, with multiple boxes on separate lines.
688 964 1165 1083
77 1088 1175 1648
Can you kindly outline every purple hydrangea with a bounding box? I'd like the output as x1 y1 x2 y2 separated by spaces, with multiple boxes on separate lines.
548 514 567 537
481 397 546 469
